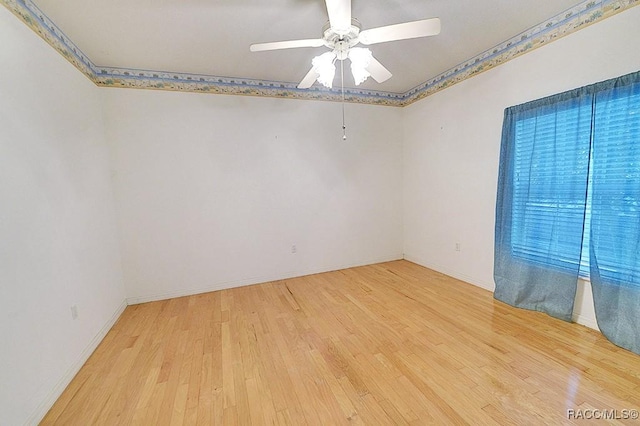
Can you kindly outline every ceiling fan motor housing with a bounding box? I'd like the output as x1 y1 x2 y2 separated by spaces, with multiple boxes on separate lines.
322 18 362 59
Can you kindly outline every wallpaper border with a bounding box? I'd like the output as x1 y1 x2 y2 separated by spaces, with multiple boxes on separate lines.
1 0 638 107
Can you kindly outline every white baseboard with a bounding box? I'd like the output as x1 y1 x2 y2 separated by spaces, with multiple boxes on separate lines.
126 254 404 305
572 312 600 331
27 299 128 426
402 255 496 292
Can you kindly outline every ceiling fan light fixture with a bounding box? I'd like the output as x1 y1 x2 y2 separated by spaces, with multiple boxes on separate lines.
312 51 337 88
250 0 441 91
348 47 372 85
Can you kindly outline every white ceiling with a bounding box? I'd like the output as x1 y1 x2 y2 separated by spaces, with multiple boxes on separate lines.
33 0 582 93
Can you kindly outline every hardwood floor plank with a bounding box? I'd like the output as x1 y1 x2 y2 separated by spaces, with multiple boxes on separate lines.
41 260 640 425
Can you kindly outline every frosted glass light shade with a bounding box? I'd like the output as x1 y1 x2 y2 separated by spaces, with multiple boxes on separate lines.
348 48 372 85
312 52 337 88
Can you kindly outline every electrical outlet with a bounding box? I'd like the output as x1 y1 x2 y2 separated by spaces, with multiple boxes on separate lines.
71 305 79 320
291 244 297 254
455 242 461 252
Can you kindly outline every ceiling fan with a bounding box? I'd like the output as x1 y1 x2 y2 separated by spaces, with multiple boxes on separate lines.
249 0 441 89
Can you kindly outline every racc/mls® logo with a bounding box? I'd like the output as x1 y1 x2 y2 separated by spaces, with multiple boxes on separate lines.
566 409 639 420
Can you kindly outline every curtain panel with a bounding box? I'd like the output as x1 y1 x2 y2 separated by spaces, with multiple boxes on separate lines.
589 74 640 354
494 90 591 322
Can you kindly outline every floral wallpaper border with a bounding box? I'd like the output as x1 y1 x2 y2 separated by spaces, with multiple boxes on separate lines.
1 0 638 107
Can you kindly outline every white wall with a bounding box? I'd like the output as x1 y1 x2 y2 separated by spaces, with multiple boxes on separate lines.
403 6 640 329
104 90 404 303
0 7 126 425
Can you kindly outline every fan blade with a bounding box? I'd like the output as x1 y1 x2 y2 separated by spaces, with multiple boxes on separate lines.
365 55 392 83
250 38 325 52
298 67 319 89
359 18 441 45
325 0 351 35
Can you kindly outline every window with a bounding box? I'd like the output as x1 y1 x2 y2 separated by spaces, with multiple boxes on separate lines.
508 82 640 284
495 70 640 353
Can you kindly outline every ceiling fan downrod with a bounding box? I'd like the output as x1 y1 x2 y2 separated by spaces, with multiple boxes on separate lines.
341 58 346 141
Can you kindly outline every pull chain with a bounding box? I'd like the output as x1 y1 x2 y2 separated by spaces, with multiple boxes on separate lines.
341 58 346 140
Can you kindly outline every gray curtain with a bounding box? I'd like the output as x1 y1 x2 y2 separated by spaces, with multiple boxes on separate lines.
494 90 591 321
589 72 640 354
495 70 640 356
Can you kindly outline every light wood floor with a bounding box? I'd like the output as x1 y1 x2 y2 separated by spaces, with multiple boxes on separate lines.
42 260 640 425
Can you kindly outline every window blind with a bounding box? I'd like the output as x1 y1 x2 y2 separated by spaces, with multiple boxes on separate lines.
510 98 591 273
